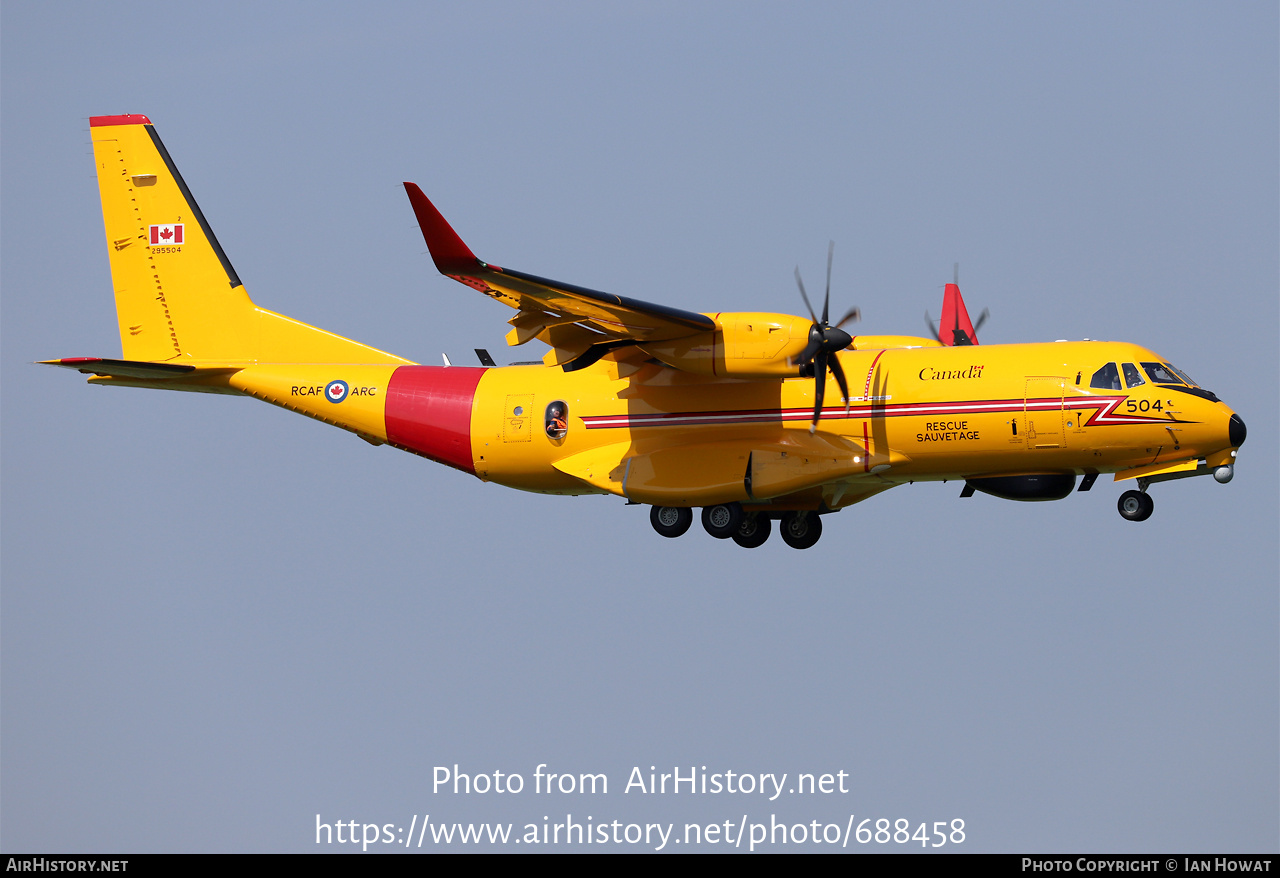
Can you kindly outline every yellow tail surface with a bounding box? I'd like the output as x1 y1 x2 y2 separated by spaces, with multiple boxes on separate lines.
89 114 409 366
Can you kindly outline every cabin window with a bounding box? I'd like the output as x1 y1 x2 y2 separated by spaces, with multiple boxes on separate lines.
1141 362 1184 385
1121 363 1146 388
545 400 568 440
1089 363 1121 390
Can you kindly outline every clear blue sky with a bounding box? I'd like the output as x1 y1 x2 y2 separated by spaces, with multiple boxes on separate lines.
3 1 1276 852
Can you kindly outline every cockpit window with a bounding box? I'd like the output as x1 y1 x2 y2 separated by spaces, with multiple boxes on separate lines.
1121 363 1146 388
1141 362 1185 385
1164 364 1199 387
1090 363 1121 390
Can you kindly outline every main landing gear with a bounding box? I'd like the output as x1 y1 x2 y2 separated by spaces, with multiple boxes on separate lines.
701 503 744 539
1117 490 1154 522
650 505 693 538
648 504 824 549
779 510 822 549
732 513 771 549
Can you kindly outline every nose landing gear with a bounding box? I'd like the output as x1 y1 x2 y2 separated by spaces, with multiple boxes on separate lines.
1117 490 1154 522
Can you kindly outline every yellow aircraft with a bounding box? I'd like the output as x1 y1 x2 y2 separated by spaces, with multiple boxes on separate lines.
47 115 1246 549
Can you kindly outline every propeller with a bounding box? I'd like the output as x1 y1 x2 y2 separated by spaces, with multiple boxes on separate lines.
792 242 860 433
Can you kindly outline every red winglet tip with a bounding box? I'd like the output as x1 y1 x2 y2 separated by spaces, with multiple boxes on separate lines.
402 183 482 276
90 114 152 127
939 283 977 346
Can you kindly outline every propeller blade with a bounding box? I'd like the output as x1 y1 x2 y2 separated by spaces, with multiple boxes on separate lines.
794 267 818 324
829 353 850 410
810 350 828 432
823 241 834 324
835 306 861 329
925 311 941 343
793 334 823 367
973 307 990 334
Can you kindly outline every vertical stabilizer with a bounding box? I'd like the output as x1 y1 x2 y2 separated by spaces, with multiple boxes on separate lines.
88 115 409 365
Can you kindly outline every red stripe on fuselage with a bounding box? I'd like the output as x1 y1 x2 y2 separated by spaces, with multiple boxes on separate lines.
578 395 1187 430
384 366 486 473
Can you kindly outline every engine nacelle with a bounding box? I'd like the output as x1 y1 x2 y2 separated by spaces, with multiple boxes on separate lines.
637 318 944 379
639 313 811 378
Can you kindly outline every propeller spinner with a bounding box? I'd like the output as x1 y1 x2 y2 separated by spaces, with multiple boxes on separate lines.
792 242 860 433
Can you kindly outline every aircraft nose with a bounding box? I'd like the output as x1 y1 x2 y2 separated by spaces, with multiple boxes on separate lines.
1229 413 1247 448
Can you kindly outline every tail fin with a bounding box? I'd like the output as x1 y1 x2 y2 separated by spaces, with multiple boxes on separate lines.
88 115 408 365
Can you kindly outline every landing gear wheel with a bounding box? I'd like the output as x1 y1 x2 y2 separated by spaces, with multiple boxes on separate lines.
1117 490 1154 522
650 505 692 538
780 511 823 549
701 502 744 539
731 514 771 548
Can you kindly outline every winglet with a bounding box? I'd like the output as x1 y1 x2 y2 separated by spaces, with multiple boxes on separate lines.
938 282 980 346
403 183 484 275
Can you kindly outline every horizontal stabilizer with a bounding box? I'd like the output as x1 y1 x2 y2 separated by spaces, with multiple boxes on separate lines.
40 357 239 380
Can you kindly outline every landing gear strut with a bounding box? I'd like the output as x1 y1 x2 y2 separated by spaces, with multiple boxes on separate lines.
650 505 692 538
780 511 823 549
1117 490 1154 522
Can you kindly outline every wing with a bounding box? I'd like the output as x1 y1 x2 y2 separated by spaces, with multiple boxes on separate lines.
404 184 713 369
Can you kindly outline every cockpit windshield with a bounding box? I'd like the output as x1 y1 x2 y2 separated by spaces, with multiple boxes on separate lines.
1091 360 1213 399
1163 364 1200 387
1141 361 1219 401
1141 362 1187 386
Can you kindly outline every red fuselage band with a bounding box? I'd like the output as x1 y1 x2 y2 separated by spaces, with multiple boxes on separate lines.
384 366 485 473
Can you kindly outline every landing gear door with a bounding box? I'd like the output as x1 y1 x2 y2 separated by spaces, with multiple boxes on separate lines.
1023 377 1065 449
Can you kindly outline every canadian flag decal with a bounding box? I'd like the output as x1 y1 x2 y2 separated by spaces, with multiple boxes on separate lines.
149 224 184 246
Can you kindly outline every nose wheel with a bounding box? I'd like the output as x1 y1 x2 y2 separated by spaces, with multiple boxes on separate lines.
1117 490 1154 522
